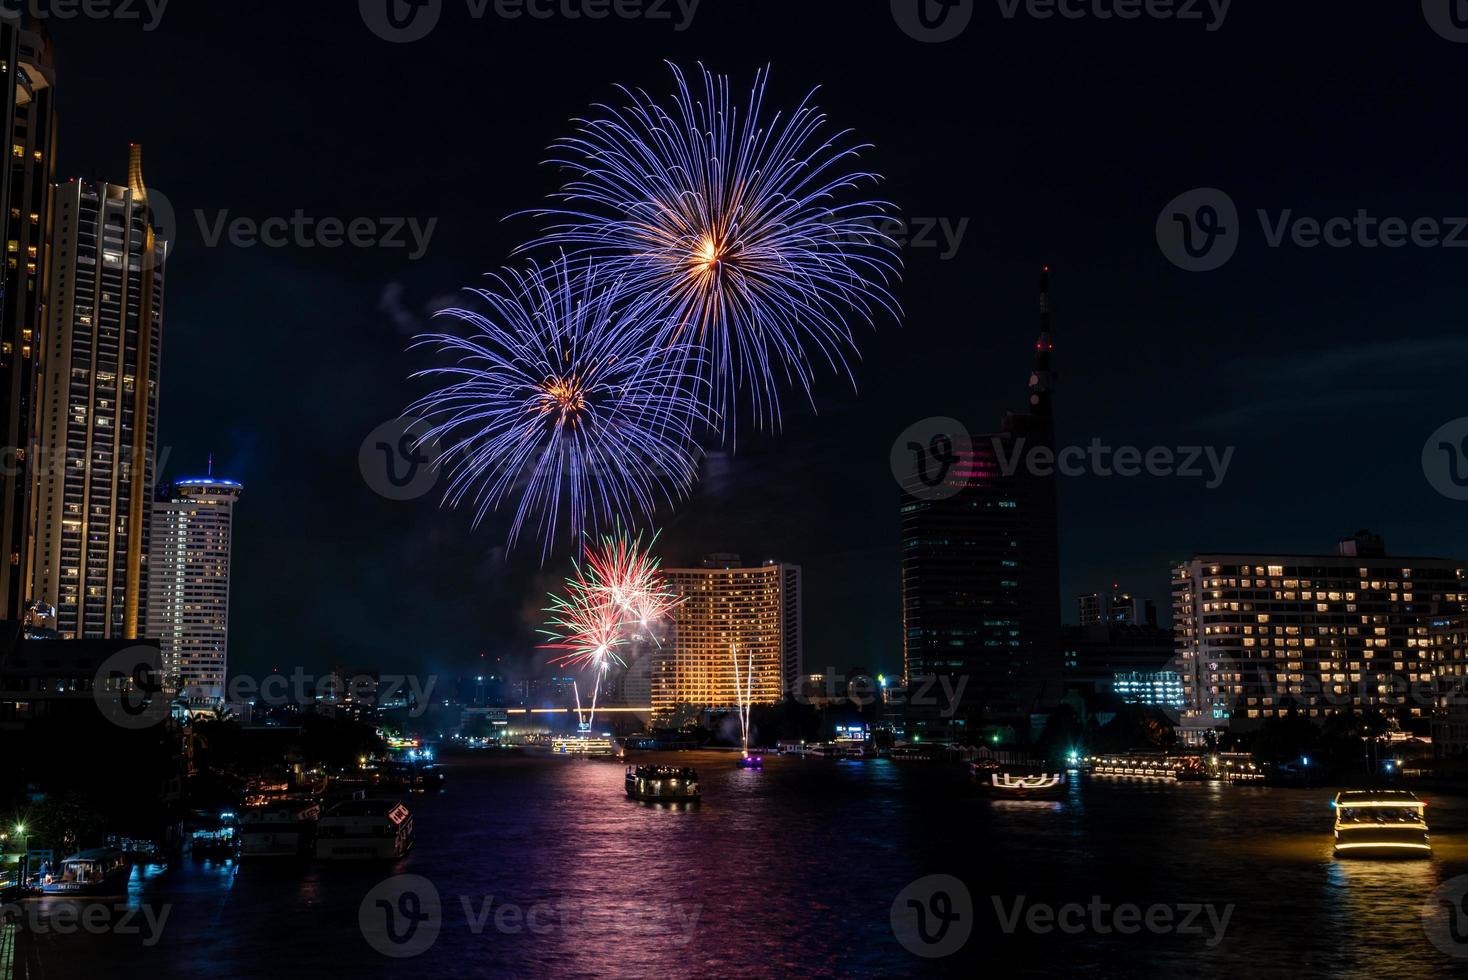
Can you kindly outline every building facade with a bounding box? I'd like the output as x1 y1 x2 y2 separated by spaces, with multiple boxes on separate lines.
0 19 56 621
145 474 242 703
1428 613 1468 758
899 269 1062 740
1079 589 1140 628
652 556 802 716
28 147 167 639
1171 533 1466 742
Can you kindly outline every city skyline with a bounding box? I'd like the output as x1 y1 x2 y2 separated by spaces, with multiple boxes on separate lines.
19 6 1468 686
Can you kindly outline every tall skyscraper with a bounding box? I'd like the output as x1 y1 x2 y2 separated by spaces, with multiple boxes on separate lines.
652 556 802 716
0 18 55 621
29 146 167 639
899 270 1063 741
1172 532 1466 744
146 471 242 703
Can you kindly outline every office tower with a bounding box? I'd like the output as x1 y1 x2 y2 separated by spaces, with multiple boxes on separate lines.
0 18 55 620
1171 532 1466 744
146 471 242 703
651 556 802 716
899 269 1063 741
1079 588 1139 627
29 146 167 639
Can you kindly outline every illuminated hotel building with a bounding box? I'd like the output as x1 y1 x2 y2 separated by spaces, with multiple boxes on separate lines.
28 147 167 639
1171 533 1465 742
651 556 802 715
146 473 242 702
1428 613 1468 758
899 270 1063 739
0 19 55 620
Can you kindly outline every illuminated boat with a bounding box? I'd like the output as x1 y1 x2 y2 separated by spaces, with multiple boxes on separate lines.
737 754 763 770
625 765 700 802
551 735 616 758
1332 790 1431 858
976 766 1067 799
40 849 128 895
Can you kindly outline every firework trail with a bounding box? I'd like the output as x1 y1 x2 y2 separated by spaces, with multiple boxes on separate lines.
408 260 709 558
528 62 902 438
539 528 681 729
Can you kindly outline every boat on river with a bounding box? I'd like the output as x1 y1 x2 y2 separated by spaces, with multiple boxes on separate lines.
625 765 700 802
1332 790 1431 858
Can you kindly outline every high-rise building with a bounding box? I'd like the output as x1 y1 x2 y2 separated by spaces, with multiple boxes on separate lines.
1171 532 1466 743
652 556 802 716
1079 588 1139 627
145 471 242 703
1428 612 1468 759
899 269 1063 740
28 146 167 638
0 18 56 621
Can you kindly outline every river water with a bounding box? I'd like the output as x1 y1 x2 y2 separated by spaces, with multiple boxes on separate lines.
15 751 1468 978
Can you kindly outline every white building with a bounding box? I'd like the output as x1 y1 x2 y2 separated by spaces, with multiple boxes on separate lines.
146 473 242 702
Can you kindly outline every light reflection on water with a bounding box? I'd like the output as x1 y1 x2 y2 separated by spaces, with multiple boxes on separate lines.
14 755 1468 978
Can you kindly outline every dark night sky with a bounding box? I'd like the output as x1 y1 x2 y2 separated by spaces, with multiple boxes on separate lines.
40 1 1468 684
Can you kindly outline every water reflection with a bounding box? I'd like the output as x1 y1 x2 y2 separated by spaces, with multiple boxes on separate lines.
16 755 1468 977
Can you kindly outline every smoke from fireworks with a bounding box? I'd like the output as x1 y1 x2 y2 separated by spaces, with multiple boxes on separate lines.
529 62 902 437
407 261 708 558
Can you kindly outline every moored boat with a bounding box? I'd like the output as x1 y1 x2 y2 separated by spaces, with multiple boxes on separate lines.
315 799 414 860
238 799 321 859
625 765 700 802
40 849 129 895
1332 790 1431 859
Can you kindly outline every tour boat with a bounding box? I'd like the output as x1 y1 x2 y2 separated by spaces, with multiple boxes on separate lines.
238 799 322 859
1332 790 1431 858
737 754 764 770
976 766 1067 799
551 735 616 758
625 765 700 802
40 849 129 895
315 799 415 860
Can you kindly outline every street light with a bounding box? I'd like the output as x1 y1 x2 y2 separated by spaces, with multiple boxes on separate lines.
12 823 29 886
